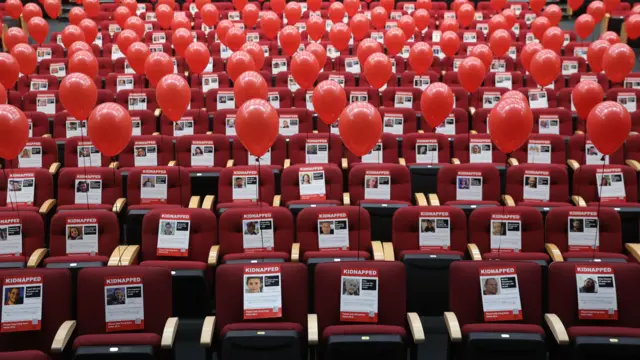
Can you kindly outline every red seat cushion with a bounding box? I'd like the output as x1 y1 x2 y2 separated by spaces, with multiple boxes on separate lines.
518 201 569 208
216 202 271 211
223 252 290 262
562 252 628 261
322 325 407 341
444 200 501 206
567 326 640 339
587 202 640 208
220 322 304 337
358 200 411 206
57 204 114 212
0 206 40 213
303 250 371 262
0 350 51 360
128 204 182 212
140 260 207 271
398 250 465 259
482 252 550 262
185 167 223 174
286 199 342 206
73 333 162 349
462 323 545 336
44 255 109 265
0 256 26 265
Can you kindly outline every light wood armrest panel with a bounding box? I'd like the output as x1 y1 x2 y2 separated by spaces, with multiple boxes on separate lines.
200 316 216 347
51 320 76 352
226 159 234 167
625 243 640 262
371 241 384 261
399 158 406 166
467 243 482 260
418 129 425 134
383 242 395 261
108 245 140 266
341 157 348 170
189 196 202 209
112 198 127 214
414 193 428 206
308 314 319 345
272 195 281 207
444 312 462 342
206 131 213 134
168 160 177 166
507 158 519 166
284 159 291 169
571 195 586 207
42 133 52 138
574 130 584 135
49 162 61 175
545 313 569 345
469 107 476 116
502 194 515 206
152 132 161 135
407 312 425 344
109 161 120 169
567 159 580 170
428 193 440 206
451 158 461 165
39 199 56 215
208 245 219 267
154 108 162 117
161 317 179 349
626 159 640 171
343 192 351 205
27 248 47 268
291 243 300 262
202 195 215 210
545 243 564 262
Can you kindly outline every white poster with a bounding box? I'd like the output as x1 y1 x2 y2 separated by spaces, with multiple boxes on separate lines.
66 119 88 138
134 142 158 167
74 174 102 205
527 140 552 164
116 75 134 93
317 212 349 250
77 142 102 168
522 170 550 201
173 118 194 137
562 60 579 75
568 210 599 251
36 94 56 114
596 168 626 202
616 93 637 113
191 141 214 167
528 90 548 109
140 169 168 204
470 139 493 163
49 62 66 78
30 79 48 91
383 113 404 135
0 218 23 257
306 91 314 111
225 114 237 136
65 217 99 256
232 170 259 202
18 143 42 169
494 73 513 90
104 276 144 332
490 59 506 73
419 211 451 250
436 116 456 135
340 268 378 323
1 276 42 333
242 212 274 252
328 74 346 87
299 166 326 200
202 74 219 92
394 92 413 109
575 265 618 320
128 93 148 111
538 115 560 135
490 214 522 253
361 142 383 164
479 267 523 321
6 173 35 206
156 213 191 257
217 91 236 110
267 92 280 109
243 265 282 319
279 114 299 136
585 141 609 165
306 139 329 164
413 76 430 90
415 139 439 164
349 91 368 104
272 57 288 74
456 172 483 201
364 170 391 200
482 92 501 109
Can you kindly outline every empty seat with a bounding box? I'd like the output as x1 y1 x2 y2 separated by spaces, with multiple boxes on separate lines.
504 163 570 208
452 134 507 166
216 165 277 212
0 212 46 269
116 135 175 173
0 169 55 215
56 168 125 212
63 137 113 168
572 165 638 207
510 134 567 166
280 163 345 209
288 133 344 167
4 137 60 175
432 164 501 208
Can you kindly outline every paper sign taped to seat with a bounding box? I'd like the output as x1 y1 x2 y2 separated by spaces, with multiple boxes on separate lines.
340 268 379 323
140 169 168 204
364 170 391 200
596 168 626 203
157 213 191 257
299 166 326 200
18 142 43 169
0 217 22 257
318 212 349 251
232 170 259 202
1 276 42 333
242 212 274 252
7 173 35 206
490 214 521 253
568 211 599 251
576 265 618 320
104 276 145 332
243 265 282 319
419 211 451 250
66 217 99 256
479 267 523 321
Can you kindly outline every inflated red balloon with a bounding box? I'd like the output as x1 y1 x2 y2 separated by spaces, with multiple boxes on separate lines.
10 44 37 76
242 4 259 28
308 0 321 12
357 39 382 66
328 2 346 23
279 26 301 56
291 51 320 89
587 40 611 73
458 56 486 92
490 0 506 12
201 4 219 27
575 14 596 39
145 52 174 86
196 0 211 10
28 17 49 44
5 0 23 20
61 25 86 49
603 43 635 83
270 0 285 14
330 23 352 52
530 49 561 87
88 103 131 156
183 42 210 75
169 28 190 57
126 42 150 75
23 3 43 23
398 15 416 38
308 16 326 41
236 99 279 157
225 26 246 52
502 90 528 103
216 20 234 46
124 16 145 39
234 71 268 106
363 53 392 89
121 0 137 14
487 14 508 35
156 75 191 122
284 2 302 24
157 0 176 7
421 82 454 128
226 51 256 81
469 44 492 70
572 80 604 120
78 18 98 44
633 4 640 14
241 42 265 70
60 72 97 121
370 7 388 30
416 0 433 10
568 0 584 11
84 0 100 17
439 18 460 33
339 102 383 157
171 16 191 30
113 6 131 28
69 50 98 78
440 31 460 57
587 1 606 23
0 85 6 105
67 41 92 58
313 80 347 125
530 0 546 12
3 28 28 52
156 4 174 29
600 31 620 45
488 98 533 154
116 29 139 57
380 0 394 13
409 42 434 75
44 0 61 20
587 101 631 155
384 27 407 57
489 29 511 57
344 0 360 17
531 16 551 40
625 14 640 40
542 26 564 53
0 105 29 160
457 3 475 28
68 7 87 25
520 42 544 72
413 9 431 31
260 11 281 40
542 5 562 26
306 42 327 69
501 9 516 28
604 0 621 12
233 0 248 11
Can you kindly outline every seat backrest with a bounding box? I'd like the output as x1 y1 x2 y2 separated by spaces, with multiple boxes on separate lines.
280 163 344 205
378 107 418 135
0 212 44 259
160 109 210 137
572 165 637 204
217 165 275 204
127 166 191 207
531 108 573 136
505 163 569 204
511 134 567 165
4 137 58 170
436 164 501 203
24 112 50 138
296 206 372 255
231 135 287 167
49 211 120 257
288 133 343 166
626 133 640 162
545 207 622 254
63 137 113 168
452 134 507 164
175 134 231 168
345 132 400 166
119 135 175 168
567 134 625 165
0 168 54 208
129 110 158 136
57 168 123 207
347 163 412 203
276 108 314 136
402 132 450 165
468 206 545 254
115 89 158 112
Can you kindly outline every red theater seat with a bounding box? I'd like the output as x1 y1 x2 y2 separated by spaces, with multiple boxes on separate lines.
0 212 46 269
510 134 567 165
63 137 113 168
344 133 400 168
432 164 501 207
504 163 570 208
0 169 55 215
24 112 51 138
159 109 209 137
4 137 60 175
572 165 638 208
452 134 507 166
116 135 175 172
56 168 124 212
231 135 287 170
288 133 343 167
280 163 344 208
216 166 276 212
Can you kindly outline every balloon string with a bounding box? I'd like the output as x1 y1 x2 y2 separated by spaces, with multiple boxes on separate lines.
594 161 606 261
80 119 91 210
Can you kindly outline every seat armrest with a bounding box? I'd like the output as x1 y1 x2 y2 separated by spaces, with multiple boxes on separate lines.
507 158 519 166
200 316 216 347
39 199 57 215
341 157 348 170
343 192 351 205
108 245 140 266
545 243 564 262
414 192 428 206
27 248 48 268
625 243 640 262
49 162 61 175
112 198 127 214
206 131 213 135
444 312 462 342
407 312 425 344
284 159 291 169
109 161 120 169
469 130 478 134
427 193 440 206
152 132 161 135
451 158 461 164
625 159 640 171
418 129 425 134
545 313 569 345
467 243 482 260
161 317 179 349
371 241 384 261
272 195 281 207
208 245 219 267
399 157 406 166
469 107 476 116
567 159 580 170
51 320 77 353
308 314 319 345
502 194 515 206
571 195 586 207
168 160 177 166
226 159 234 167
154 108 162 117
291 243 300 262
383 242 395 261
202 195 215 210
42 133 52 138
189 196 202 208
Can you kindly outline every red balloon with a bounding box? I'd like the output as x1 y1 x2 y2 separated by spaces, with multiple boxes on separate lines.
339 102 383 157
501 9 516 28
587 101 631 155
126 42 150 75
421 82 454 128
603 43 635 83
60 73 97 120
145 52 174 86
520 42 544 72
279 26 301 57
241 42 265 70
502 90 528 103
575 14 596 39
216 20 234 45
23 3 43 23
226 51 256 81
242 4 259 28
489 29 511 57
328 2 346 24
171 16 191 30
84 0 100 17
413 9 431 31
531 16 551 40
78 18 98 44
156 75 191 122
541 26 564 53
28 17 49 44
308 0 321 12
409 42 434 75
69 7 87 25
184 42 211 75
490 0 506 12
380 0 394 13
344 0 360 17
329 23 352 52
4 28 28 52
384 27 406 57
124 16 145 39
542 4 562 26
530 0 546 12
116 29 139 57
488 99 533 153
626 15 640 40
416 0 433 10
604 0 621 13
568 0 584 11
587 1 606 23
69 50 98 78
291 51 320 89
440 31 460 57
6 0 23 20
284 2 302 24
0 85 6 105
397 15 416 39
236 99 279 157
270 0 285 14
469 44 492 70
487 14 508 35
363 53 392 89
587 40 611 73
458 56 486 92
67 41 92 57
156 4 174 29
357 39 382 66
225 27 246 52
572 80 604 120
530 49 561 87
233 0 248 11
633 4 640 14
313 80 347 125
157 0 176 7
196 0 211 10
61 25 86 49
600 31 620 45
439 18 459 33
308 16 326 41
201 4 219 27
121 0 137 14
260 11 281 40
0 105 29 160
88 103 132 156
113 6 131 28
10 44 37 76
234 71 268 106
306 42 327 69
370 7 388 30
457 3 475 28
169 28 190 57
44 0 61 20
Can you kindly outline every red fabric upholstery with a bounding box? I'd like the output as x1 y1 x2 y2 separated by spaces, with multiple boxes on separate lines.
276 108 314 135
343 87 381 107
127 167 191 207
452 134 507 164
345 133 400 167
280 163 344 205
517 87 557 108
505 164 569 206
4 137 58 171
545 207 622 255
402 132 450 165
63 137 113 168
561 252 628 261
23 91 63 115
0 212 44 263
531 108 573 136
220 322 305 337
471 88 508 111
567 326 640 339
48 211 120 258
323 325 407 339
510 134 567 165
129 110 159 136
0 350 51 360
303 251 371 262
44 255 110 265
568 73 609 91
572 165 638 205
462 323 544 336
380 88 423 111
160 109 209 137
483 71 524 90
73 333 161 349
288 133 343 166
348 164 411 204
437 164 501 204
105 74 146 94
139 260 207 271
175 134 230 170
0 169 53 210
118 135 175 170
568 134 625 165
57 168 123 210
222 252 290 262
115 89 158 112
217 166 275 206
232 135 287 168
24 112 50 138
420 107 468 135
17 75 59 95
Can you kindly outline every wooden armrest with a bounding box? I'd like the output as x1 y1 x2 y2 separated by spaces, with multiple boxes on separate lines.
469 107 476 116
161 317 179 349
189 196 202 208
343 192 350 205
418 129 425 134
272 195 281 207
27 248 47 268
545 243 564 262
291 243 300 262
206 131 213 134
154 108 162 117
152 131 161 135
574 130 584 135
312 130 318 133
202 195 215 210
451 158 461 164
407 312 425 344
48 162 61 175
208 245 219 267
502 194 515 206
507 158 519 166
383 242 395 261
626 159 640 171
38 199 56 215
284 159 291 169
545 313 569 345
371 241 384 261
308 314 319 345
51 320 76 352
567 159 580 170
469 130 478 134
226 159 234 167
571 195 586 207
108 245 140 266
42 133 52 138
341 157 348 170
200 316 216 347
467 243 482 260
625 243 640 262
444 312 462 342
399 157 406 166
427 193 440 206
109 161 120 169
168 160 177 166
112 198 127 214
414 193 428 206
